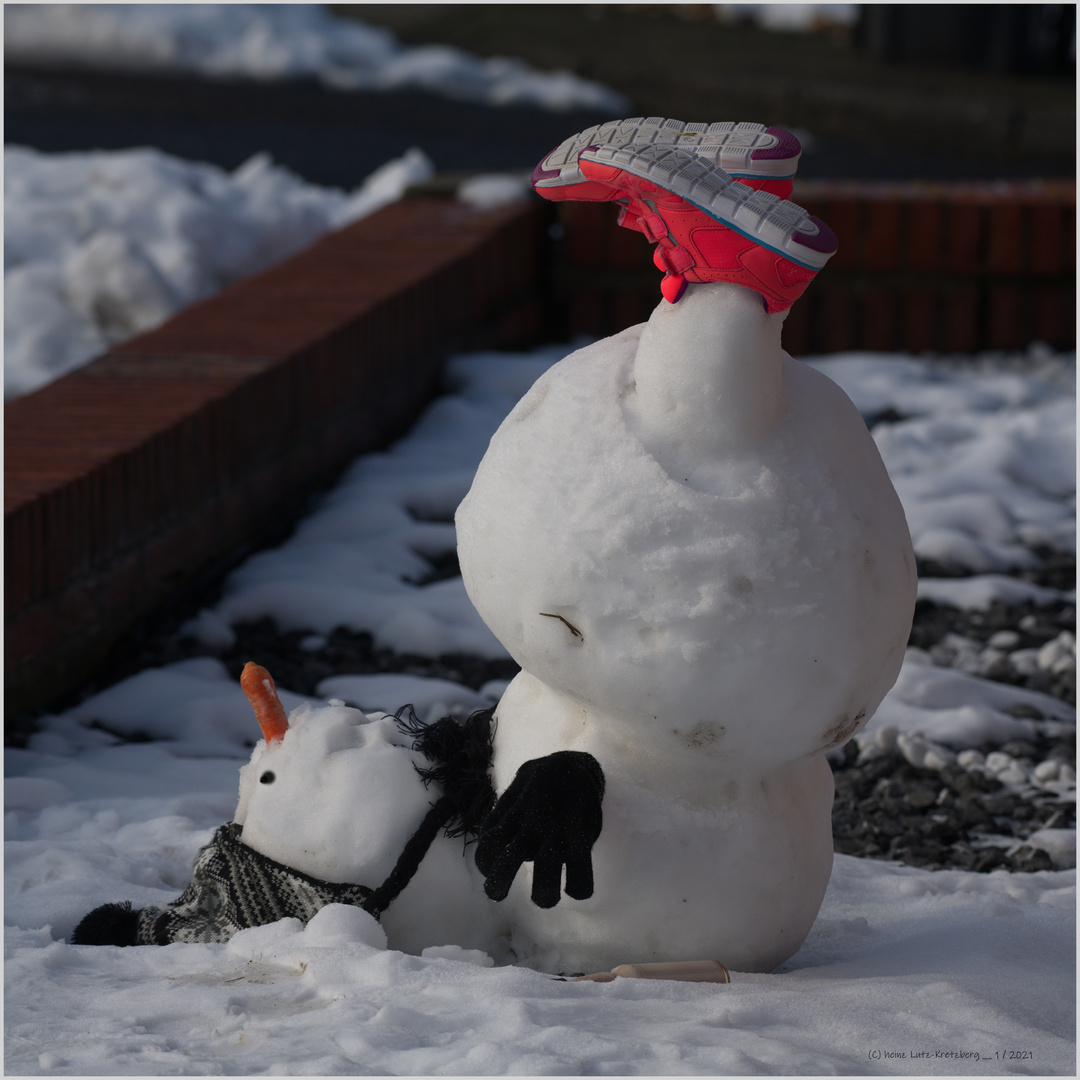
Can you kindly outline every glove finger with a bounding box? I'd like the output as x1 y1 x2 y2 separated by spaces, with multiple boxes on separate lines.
477 842 528 902
530 856 563 909
563 853 595 901
483 868 514 902
475 809 540 875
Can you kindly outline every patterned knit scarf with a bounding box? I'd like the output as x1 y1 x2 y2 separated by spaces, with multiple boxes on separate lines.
137 821 375 944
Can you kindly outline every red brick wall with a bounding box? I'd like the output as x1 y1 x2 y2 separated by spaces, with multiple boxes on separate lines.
6 197 547 717
550 180 1076 356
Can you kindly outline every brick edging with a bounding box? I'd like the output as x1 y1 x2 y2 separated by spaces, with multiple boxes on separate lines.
6 196 547 717
551 179 1076 354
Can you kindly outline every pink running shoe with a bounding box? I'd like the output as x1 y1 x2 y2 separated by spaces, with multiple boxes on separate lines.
533 117 801 202
573 142 836 311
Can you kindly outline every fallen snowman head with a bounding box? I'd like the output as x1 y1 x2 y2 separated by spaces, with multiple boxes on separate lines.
71 662 609 964
71 664 728 983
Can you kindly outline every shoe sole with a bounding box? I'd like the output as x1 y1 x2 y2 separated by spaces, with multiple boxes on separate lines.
579 143 835 271
534 117 800 190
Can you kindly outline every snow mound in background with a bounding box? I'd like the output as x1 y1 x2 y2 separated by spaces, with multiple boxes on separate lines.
811 353 1076 569
714 3 859 32
3 3 630 113
4 144 433 399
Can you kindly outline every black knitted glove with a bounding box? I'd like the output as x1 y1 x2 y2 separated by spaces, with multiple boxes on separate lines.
475 751 604 909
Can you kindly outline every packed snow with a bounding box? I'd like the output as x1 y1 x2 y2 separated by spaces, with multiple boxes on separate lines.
7 326 1074 1073
4 144 437 399
3 3 629 113
4 861 1074 1075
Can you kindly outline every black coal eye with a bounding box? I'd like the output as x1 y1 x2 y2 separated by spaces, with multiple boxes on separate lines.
259 771 276 784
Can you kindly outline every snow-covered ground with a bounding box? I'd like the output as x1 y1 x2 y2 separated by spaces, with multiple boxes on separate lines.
6 336 1075 1075
4 858 1073 1075
3 3 629 113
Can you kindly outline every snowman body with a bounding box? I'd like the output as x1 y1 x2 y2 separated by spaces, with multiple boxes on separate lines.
456 283 916 972
234 702 503 957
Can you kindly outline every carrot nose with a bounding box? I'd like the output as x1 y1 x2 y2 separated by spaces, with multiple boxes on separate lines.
240 662 289 744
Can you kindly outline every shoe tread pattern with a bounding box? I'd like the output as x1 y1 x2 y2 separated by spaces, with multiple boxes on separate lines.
581 144 833 269
537 117 792 184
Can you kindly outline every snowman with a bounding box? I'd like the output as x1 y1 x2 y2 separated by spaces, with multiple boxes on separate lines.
455 119 917 973
74 119 916 977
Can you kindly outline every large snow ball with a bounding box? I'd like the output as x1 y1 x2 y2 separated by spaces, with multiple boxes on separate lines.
457 322 916 770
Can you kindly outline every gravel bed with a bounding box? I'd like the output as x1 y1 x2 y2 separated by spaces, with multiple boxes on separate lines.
32 547 1078 875
830 737 1074 873
910 548 1075 707
828 555 1076 872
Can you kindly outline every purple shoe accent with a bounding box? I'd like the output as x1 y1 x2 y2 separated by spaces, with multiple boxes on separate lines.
532 148 563 187
791 215 838 255
750 126 801 163
532 144 604 189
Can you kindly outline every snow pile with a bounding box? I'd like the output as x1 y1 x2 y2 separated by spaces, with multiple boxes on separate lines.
868 656 1074 749
4 144 433 399
456 172 533 210
811 351 1076 579
4 3 629 113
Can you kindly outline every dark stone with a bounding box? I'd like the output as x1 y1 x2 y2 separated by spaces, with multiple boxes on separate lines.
1053 671 1076 706
1004 703 1046 721
906 783 939 809
983 793 1021 817
949 846 979 871
876 818 905 839
953 795 991 828
973 848 1008 872
829 706 1074 874
999 740 1039 760
1010 846 1055 872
